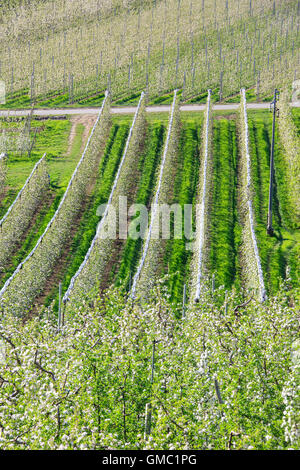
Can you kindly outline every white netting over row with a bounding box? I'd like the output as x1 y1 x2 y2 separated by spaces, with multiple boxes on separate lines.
194 89 212 302
241 88 266 303
130 89 178 299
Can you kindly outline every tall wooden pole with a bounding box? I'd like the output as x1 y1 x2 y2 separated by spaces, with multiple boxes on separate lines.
267 89 279 236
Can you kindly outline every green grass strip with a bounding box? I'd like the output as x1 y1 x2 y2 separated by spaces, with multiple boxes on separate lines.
248 115 299 292
291 108 300 137
165 119 201 305
114 121 166 288
209 118 241 290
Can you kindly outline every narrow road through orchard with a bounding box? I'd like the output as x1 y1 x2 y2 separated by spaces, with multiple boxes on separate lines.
0 102 299 117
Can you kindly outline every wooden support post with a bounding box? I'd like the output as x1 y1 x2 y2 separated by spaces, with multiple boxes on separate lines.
214 378 223 404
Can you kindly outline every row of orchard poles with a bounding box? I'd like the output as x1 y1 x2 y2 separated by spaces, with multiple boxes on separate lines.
28 69 262 107
31 70 75 106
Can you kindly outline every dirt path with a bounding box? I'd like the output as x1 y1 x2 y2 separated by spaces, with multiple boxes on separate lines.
67 114 97 154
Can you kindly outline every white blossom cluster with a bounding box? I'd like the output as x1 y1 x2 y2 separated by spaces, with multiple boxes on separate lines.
0 115 34 157
0 281 298 449
0 132 31 156
282 339 300 447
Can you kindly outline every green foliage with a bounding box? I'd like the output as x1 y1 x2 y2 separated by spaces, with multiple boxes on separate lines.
166 119 201 304
248 113 299 292
0 282 298 449
291 108 300 137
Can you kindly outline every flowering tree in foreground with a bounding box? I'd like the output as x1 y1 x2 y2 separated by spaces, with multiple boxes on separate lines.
0 280 298 450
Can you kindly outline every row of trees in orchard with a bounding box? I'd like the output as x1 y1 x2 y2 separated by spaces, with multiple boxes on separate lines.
0 1 299 105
